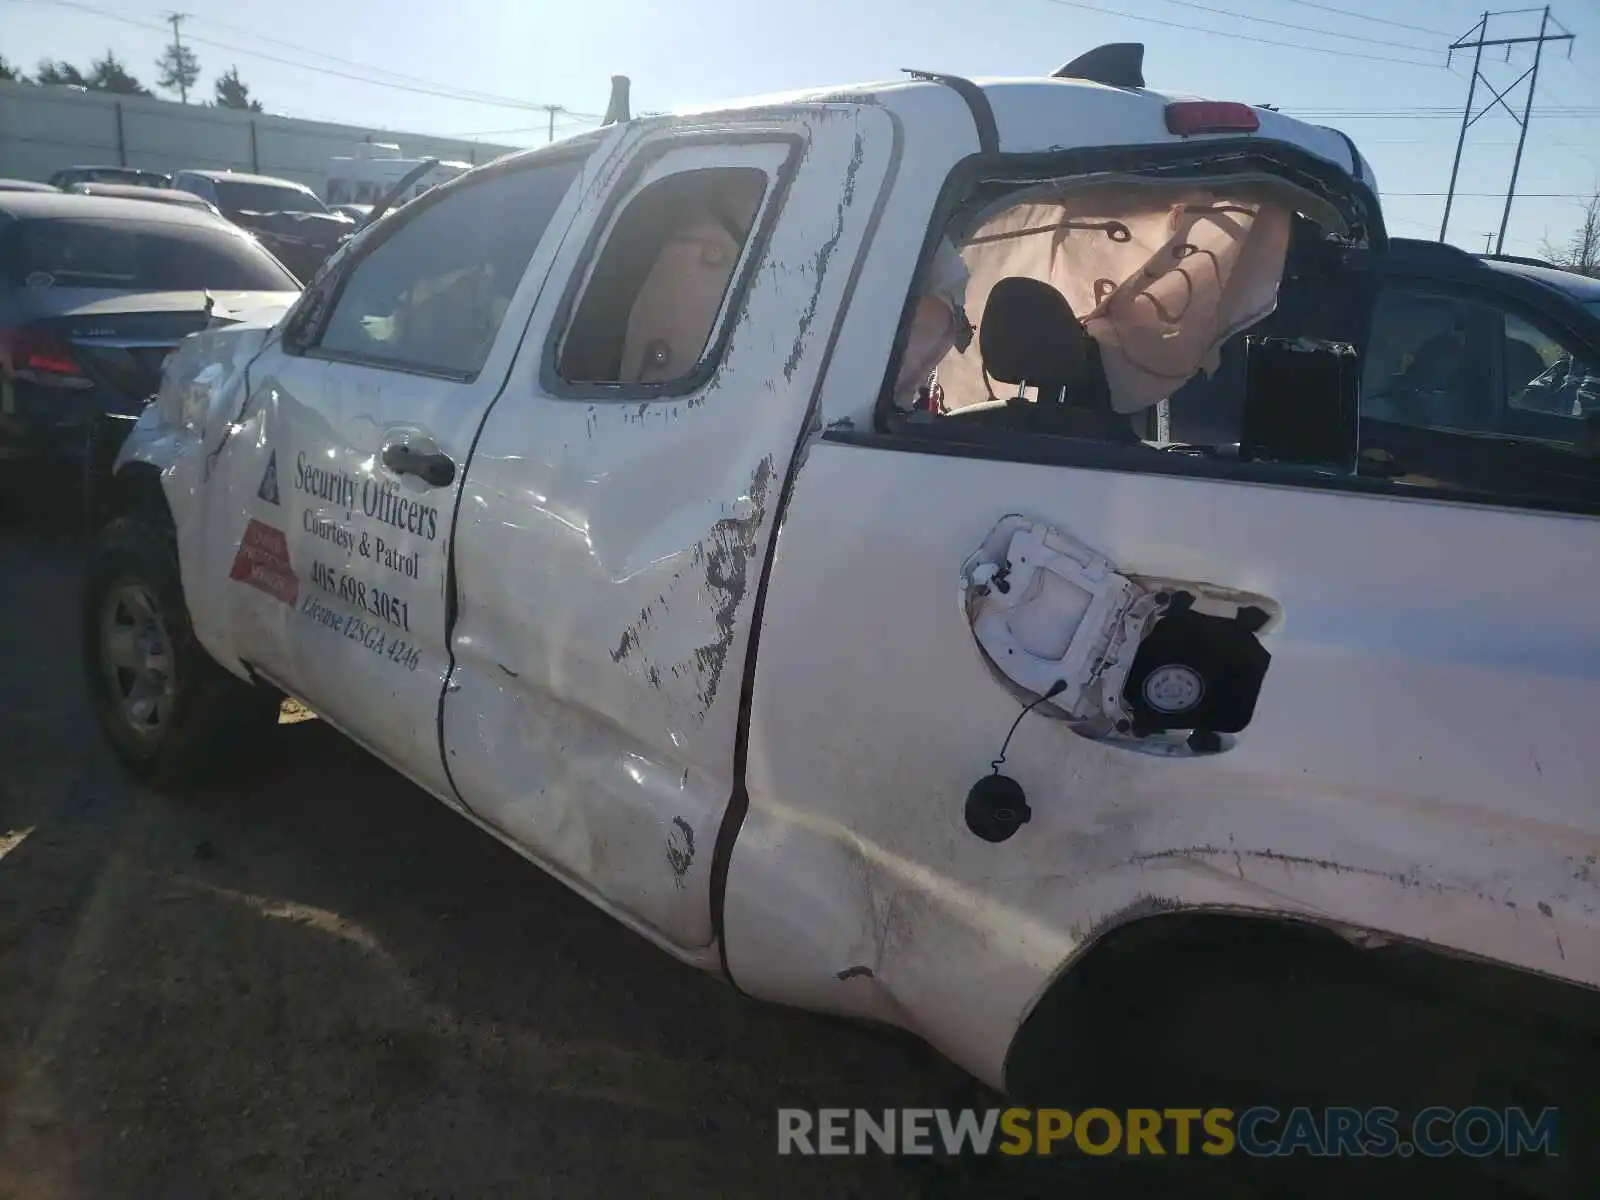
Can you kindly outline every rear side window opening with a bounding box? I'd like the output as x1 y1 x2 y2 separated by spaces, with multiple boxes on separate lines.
870 144 1598 514
5 217 299 291
550 144 787 398
877 152 1370 475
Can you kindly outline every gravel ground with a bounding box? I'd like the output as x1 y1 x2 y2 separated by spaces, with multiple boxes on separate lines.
2 524 1597 1200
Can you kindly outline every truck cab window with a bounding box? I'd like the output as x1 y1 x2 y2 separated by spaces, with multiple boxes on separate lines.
311 155 588 378
1505 312 1599 419
557 166 768 387
1361 288 1497 432
1359 287 1598 506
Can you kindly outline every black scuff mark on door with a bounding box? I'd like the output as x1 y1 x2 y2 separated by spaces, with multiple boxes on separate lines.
497 663 519 679
782 132 864 382
610 593 671 669
666 816 696 887
605 455 771 720
610 627 640 665
835 965 874 981
687 455 774 719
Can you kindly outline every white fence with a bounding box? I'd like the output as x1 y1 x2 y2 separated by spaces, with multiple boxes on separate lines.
0 80 522 197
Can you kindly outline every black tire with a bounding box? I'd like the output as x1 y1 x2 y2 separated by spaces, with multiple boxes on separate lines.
82 515 281 786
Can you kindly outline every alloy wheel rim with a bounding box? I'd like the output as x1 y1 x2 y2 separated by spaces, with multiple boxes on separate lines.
99 580 177 740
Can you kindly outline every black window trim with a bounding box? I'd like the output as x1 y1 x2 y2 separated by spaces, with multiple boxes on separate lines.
822 424 1600 519
538 129 805 403
291 136 603 384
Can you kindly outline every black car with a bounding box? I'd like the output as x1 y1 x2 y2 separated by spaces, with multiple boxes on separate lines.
1169 236 1599 512
47 165 172 190
1347 240 1599 509
0 193 301 517
170 170 355 284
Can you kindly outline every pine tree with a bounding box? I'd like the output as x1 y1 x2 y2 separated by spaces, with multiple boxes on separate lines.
214 66 263 112
35 59 87 87
86 51 151 96
156 42 201 103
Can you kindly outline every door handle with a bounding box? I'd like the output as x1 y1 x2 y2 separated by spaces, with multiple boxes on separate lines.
382 442 455 487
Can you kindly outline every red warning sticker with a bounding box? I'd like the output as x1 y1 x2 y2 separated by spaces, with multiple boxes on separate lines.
228 519 299 605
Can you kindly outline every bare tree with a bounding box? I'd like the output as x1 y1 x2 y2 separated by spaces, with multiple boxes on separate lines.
0 55 24 83
1539 188 1600 277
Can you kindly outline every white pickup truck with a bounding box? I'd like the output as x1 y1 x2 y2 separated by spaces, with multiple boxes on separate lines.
83 45 1600 1098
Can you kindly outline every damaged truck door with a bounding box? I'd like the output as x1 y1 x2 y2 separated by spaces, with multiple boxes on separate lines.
205 149 599 801
441 109 897 953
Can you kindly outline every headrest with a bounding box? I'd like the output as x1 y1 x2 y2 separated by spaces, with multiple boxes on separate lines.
979 276 1099 392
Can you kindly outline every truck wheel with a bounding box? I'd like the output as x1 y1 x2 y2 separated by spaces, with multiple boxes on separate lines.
82 516 280 785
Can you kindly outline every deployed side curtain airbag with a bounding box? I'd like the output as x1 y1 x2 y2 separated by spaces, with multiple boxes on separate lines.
936 184 1293 414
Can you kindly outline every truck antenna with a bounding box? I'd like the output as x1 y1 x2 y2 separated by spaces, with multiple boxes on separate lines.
603 76 632 125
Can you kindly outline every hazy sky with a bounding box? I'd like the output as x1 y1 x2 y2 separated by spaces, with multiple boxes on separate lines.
3 0 1596 254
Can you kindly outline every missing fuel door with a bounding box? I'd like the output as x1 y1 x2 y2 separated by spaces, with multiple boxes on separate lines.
960 515 1278 757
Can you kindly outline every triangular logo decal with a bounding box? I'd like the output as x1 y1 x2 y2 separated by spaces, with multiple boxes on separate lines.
257 450 281 505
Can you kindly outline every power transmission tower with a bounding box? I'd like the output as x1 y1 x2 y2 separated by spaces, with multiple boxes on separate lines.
1439 7 1574 252
162 11 192 104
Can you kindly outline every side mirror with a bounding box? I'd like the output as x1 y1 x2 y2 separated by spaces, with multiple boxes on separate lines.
1239 336 1359 470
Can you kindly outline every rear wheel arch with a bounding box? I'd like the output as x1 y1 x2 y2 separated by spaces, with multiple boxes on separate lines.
1003 907 1598 1107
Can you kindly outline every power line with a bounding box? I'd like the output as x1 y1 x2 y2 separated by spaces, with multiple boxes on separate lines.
1142 0 1436 54
1287 109 1599 119
1389 191 1591 197
186 12 601 117
4 0 594 115
1275 0 1446 37
1032 0 1442 68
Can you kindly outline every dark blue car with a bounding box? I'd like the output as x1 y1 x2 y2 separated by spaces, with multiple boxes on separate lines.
0 192 300 519
1168 236 1599 513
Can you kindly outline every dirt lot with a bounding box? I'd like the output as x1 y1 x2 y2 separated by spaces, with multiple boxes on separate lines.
2 526 1598 1199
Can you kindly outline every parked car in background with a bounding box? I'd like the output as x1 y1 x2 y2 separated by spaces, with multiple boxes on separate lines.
0 180 60 194
329 203 373 223
0 192 301 520
1354 241 1600 503
48 165 172 190
1168 236 1600 509
170 169 354 284
326 142 470 207
67 182 223 216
